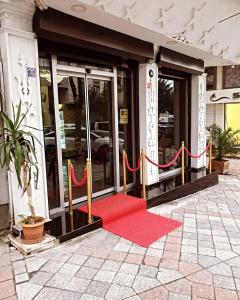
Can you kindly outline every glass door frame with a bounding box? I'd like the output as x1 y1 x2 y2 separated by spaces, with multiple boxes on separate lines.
50 55 122 215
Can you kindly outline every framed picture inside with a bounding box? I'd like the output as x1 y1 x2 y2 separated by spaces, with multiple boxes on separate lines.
223 65 240 89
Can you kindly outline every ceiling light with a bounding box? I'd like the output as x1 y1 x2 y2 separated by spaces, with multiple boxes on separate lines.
71 4 86 13
166 40 177 45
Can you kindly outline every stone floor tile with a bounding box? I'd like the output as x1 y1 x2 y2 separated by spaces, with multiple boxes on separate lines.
149 241 165 250
138 286 168 300
143 255 161 267
107 250 127 262
75 267 98 280
65 277 90 293
59 290 82 299
215 287 238 300
198 247 215 256
114 243 132 253
52 252 72 263
198 234 213 242
214 242 232 251
129 246 146 255
10 253 24 262
0 280 15 300
180 253 198 263
12 260 25 269
30 271 53 285
138 265 158 278
215 250 238 261
208 262 232 277
84 257 104 269
26 257 48 273
164 243 181 252
68 254 89 266
232 267 240 278
182 238 197 247
146 248 163 258
0 254 11 267
166 236 182 244
93 269 116 283
165 278 192 295
187 269 213 286
58 263 80 276
132 275 160 293
113 272 135 287
13 266 27 275
225 256 240 267
105 284 135 300
157 268 183 284
0 265 13 282
192 283 215 299
163 250 180 260
101 260 122 272
16 282 42 300
198 255 221 268
15 273 29 284
213 274 236 290
34 287 61 300
46 273 73 289
168 293 191 300
80 294 104 300
85 280 110 298
119 263 139 275
125 254 143 264
41 261 64 273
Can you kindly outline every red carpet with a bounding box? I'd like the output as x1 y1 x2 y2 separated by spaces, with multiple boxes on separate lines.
79 194 182 247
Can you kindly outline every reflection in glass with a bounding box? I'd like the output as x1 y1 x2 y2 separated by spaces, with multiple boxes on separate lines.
57 75 87 202
158 78 181 174
88 79 114 193
40 58 60 209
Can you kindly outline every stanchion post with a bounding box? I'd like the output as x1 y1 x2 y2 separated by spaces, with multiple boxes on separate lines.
209 138 212 174
86 158 92 224
123 150 127 195
181 141 185 185
67 159 74 231
141 149 146 200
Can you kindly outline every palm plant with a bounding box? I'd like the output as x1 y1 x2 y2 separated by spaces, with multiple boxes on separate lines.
0 101 40 223
207 123 240 161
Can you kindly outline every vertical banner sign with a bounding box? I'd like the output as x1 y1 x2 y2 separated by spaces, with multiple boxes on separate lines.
139 64 159 185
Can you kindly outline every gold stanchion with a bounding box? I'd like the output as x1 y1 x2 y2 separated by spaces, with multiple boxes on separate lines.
86 158 92 224
181 141 185 185
67 159 74 231
141 149 146 200
209 138 212 174
123 150 127 195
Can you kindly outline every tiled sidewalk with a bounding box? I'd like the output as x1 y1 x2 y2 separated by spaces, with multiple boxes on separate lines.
1 174 240 299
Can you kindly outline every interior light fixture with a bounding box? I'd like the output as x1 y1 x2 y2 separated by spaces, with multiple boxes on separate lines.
71 4 87 13
166 40 177 45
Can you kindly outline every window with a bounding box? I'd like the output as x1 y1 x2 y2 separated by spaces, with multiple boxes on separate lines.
223 65 240 89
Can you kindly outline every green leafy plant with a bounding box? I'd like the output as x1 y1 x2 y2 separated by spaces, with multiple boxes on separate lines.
0 101 41 221
207 123 240 161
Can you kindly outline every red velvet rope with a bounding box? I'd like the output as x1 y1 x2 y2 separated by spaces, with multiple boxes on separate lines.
70 165 87 187
184 143 211 158
145 148 182 169
125 155 141 172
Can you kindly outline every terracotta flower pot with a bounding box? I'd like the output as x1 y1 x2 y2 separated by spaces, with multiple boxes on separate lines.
21 217 45 244
211 159 229 174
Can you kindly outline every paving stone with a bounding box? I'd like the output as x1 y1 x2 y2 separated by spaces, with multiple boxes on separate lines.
85 280 110 298
16 282 43 300
12 260 25 269
168 293 191 300
132 275 160 293
215 250 238 261
213 274 236 290
125 254 143 264
159 258 179 270
225 256 240 267
30 271 53 285
15 273 29 284
165 278 191 295
113 273 135 287
46 273 73 289
105 284 135 300
198 247 215 256
52 252 72 263
65 277 90 293
0 253 11 267
187 269 213 285
232 267 240 278
58 263 80 276
138 265 158 278
149 241 165 250
80 295 104 300
41 261 64 273
107 251 127 262
114 243 132 252
157 268 183 284
119 263 139 275
34 287 61 300
146 248 163 258
93 269 116 283
143 255 161 267
208 262 232 277
129 246 146 255
192 283 215 299
84 257 104 269
198 255 221 268
101 260 122 272
0 280 16 299
215 287 239 300
75 267 98 280
138 286 168 300
0 265 13 282
178 261 202 276
68 254 89 266
59 290 82 299
14 266 27 275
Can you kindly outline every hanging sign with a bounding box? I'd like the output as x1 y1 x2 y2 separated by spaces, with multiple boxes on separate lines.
120 108 128 124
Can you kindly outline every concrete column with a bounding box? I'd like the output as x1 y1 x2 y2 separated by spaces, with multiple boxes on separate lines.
0 0 49 223
191 74 207 169
139 63 159 185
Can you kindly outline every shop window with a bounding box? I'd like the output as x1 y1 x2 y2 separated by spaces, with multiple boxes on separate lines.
205 67 217 91
223 65 240 89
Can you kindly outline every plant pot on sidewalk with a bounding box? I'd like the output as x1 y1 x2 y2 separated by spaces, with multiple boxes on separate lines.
21 217 45 244
211 159 229 174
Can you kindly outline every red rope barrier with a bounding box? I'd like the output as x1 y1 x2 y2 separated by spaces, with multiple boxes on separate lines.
70 165 87 187
125 155 141 172
184 143 211 158
145 148 182 169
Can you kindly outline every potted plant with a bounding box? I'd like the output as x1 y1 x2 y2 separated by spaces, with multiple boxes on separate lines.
207 123 240 174
0 101 45 244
